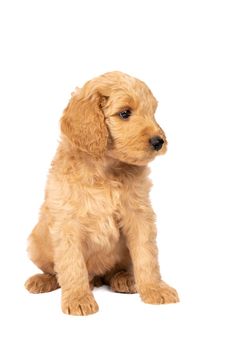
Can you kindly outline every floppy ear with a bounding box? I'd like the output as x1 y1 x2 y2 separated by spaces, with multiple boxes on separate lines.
61 89 108 158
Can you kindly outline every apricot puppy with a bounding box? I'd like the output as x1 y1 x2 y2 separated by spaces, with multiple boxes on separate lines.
25 71 179 315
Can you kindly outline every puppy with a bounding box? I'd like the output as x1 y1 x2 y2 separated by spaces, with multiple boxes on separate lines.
25 71 179 315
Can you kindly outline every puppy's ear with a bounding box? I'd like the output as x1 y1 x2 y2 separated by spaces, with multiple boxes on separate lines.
61 89 108 158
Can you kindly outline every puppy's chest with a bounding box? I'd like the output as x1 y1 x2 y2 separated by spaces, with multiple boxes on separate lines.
107 181 124 223
89 179 123 219
77 179 124 249
79 173 143 221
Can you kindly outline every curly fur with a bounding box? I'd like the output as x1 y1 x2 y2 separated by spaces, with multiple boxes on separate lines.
25 71 179 315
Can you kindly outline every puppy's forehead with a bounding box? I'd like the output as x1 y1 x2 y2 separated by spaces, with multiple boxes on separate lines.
113 83 157 113
100 72 157 111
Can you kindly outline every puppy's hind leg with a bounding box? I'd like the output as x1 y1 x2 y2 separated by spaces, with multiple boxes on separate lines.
104 240 137 294
25 216 60 294
110 271 137 294
25 273 59 294
104 268 137 294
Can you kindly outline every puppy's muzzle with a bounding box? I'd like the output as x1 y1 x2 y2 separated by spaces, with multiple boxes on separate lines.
149 136 164 151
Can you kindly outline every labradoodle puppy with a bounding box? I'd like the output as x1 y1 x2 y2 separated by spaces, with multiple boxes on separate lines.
25 71 179 315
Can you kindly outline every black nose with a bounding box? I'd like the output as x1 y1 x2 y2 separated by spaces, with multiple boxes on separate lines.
149 136 164 151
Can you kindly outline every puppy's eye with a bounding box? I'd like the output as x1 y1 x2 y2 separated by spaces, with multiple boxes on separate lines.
119 109 131 120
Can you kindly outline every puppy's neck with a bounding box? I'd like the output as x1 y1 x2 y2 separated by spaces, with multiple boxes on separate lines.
54 138 148 181
102 156 147 178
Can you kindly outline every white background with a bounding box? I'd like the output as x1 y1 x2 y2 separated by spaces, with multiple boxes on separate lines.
0 0 233 349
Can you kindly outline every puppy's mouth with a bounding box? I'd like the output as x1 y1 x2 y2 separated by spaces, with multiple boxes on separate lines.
106 135 167 166
138 143 167 164
106 148 166 167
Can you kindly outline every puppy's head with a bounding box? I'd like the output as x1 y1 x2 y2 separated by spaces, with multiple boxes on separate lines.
61 71 167 164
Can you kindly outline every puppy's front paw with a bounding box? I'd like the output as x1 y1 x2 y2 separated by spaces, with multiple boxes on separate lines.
62 292 99 316
140 281 179 304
